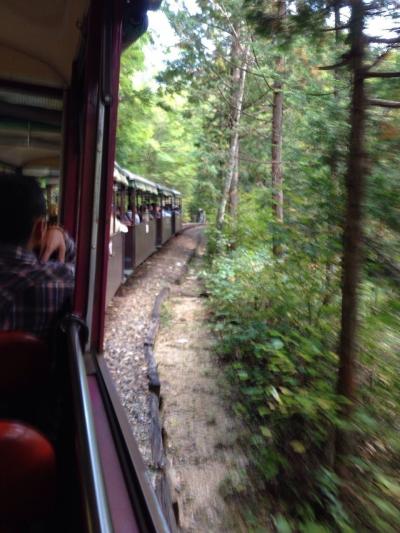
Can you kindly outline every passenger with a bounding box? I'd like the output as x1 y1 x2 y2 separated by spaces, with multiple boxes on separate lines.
150 203 157 218
138 205 144 220
109 209 128 256
133 207 141 225
110 204 128 235
123 209 133 224
112 218 128 234
120 210 133 227
0 174 74 339
125 204 138 225
146 204 154 220
141 206 150 224
197 208 206 223
154 205 162 219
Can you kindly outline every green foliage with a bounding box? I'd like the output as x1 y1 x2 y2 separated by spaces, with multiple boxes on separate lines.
204 232 400 529
116 37 201 215
203 236 343 527
116 2 400 530
201 149 400 529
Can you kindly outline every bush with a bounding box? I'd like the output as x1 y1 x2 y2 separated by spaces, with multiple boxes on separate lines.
203 245 343 523
203 243 400 531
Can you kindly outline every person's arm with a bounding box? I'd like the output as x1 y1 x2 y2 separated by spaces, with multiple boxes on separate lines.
40 226 75 264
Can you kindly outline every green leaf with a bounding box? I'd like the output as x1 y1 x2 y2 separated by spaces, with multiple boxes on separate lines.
268 386 282 403
258 406 269 416
237 370 249 381
299 523 331 533
290 440 306 454
260 426 272 438
375 474 400 498
270 338 285 350
273 514 292 533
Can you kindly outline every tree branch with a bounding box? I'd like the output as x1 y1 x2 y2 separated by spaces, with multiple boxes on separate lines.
243 91 273 110
365 49 392 71
365 71 400 78
319 56 350 70
322 24 349 32
368 98 400 108
306 91 337 97
368 36 400 45
250 36 275 93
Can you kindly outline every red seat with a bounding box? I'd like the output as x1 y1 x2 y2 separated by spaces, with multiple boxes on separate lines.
0 332 51 399
0 420 56 524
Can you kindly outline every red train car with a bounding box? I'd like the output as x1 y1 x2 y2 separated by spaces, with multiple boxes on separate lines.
0 1 171 531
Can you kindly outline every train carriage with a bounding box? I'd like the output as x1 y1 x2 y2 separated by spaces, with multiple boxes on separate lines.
123 170 159 267
0 1 175 531
106 165 182 304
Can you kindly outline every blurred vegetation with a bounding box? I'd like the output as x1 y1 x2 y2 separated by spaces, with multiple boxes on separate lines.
116 1 400 530
203 196 400 531
116 39 200 218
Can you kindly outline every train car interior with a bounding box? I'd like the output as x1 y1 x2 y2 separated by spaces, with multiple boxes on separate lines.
0 1 170 532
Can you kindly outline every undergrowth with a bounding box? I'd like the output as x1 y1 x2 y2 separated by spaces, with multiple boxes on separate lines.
203 234 400 532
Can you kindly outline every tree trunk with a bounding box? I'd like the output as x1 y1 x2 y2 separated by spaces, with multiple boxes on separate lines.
229 142 239 218
216 34 248 230
271 0 285 255
323 6 342 314
335 0 367 471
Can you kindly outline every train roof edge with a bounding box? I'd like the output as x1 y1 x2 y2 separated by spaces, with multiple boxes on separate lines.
118 163 181 198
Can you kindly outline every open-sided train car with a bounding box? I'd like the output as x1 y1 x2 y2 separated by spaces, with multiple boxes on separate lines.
0 1 174 531
107 165 182 305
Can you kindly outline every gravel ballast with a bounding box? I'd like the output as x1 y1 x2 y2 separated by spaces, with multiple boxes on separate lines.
103 226 202 468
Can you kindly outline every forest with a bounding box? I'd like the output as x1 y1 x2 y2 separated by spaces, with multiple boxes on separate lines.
116 0 400 531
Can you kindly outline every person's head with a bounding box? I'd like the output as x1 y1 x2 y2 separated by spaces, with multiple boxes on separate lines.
0 174 46 248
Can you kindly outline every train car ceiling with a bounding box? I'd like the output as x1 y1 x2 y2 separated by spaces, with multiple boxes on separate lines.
0 0 90 88
0 86 62 171
0 1 159 174
0 0 88 172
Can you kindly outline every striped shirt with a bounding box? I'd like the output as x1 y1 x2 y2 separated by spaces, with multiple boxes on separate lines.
0 238 75 339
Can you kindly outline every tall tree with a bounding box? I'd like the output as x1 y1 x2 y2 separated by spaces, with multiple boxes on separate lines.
216 30 248 229
228 143 239 218
271 0 285 233
335 0 400 467
335 0 367 468
246 0 400 466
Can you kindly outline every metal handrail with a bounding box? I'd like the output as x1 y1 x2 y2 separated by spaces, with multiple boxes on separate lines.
65 317 113 533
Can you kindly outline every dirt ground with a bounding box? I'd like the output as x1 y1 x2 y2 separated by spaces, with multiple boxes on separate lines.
104 227 258 532
155 249 250 533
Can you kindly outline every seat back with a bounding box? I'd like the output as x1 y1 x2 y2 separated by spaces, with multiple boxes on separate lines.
0 420 56 525
0 332 51 399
